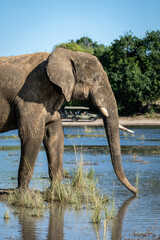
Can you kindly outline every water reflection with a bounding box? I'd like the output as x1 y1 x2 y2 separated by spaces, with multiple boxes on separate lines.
111 196 137 240
18 208 39 240
10 203 64 240
47 204 64 240
7 197 136 240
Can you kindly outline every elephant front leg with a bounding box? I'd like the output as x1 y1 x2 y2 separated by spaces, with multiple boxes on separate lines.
43 117 64 181
18 127 44 189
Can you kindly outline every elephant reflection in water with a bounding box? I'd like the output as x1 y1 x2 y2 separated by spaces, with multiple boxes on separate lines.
17 204 64 240
10 197 136 240
111 196 136 240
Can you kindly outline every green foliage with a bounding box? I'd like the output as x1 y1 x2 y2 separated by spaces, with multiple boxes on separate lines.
55 40 94 54
76 37 106 58
54 31 160 114
100 31 160 114
55 37 106 58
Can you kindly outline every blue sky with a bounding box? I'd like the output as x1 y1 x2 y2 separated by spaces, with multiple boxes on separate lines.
0 0 160 56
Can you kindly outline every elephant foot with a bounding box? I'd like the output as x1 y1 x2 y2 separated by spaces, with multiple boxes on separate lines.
49 170 64 183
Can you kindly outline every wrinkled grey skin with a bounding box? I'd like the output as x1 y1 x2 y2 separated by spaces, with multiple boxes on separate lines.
0 48 137 194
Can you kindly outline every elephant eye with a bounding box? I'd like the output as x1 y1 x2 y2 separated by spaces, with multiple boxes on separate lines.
93 74 99 82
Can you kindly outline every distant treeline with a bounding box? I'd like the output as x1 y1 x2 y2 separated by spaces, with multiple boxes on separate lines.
55 30 160 115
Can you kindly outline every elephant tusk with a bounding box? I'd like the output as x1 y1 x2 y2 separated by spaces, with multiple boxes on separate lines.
119 124 134 134
100 107 109 117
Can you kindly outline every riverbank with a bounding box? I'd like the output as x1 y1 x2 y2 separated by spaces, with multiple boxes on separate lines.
62 114 160 126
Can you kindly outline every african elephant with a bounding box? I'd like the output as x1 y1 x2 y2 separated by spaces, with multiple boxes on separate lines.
0 48 137 194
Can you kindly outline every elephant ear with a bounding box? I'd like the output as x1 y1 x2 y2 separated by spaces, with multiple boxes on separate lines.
46 48 75 102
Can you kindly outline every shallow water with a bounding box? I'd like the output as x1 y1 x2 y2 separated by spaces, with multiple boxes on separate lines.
0 126 160 239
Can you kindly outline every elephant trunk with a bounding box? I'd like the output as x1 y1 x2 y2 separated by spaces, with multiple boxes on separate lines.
91 74 137 194
102 113 138 195
92 73 138 195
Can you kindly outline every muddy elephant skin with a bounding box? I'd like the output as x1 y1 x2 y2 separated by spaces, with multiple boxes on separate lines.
0 48 137 194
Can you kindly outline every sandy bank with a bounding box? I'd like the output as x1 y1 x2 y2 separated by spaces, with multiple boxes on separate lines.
62 116 160 127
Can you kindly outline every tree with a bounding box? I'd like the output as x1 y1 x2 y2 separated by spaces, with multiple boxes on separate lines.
54 31 160 114
55 39 94 54
135 31 160 106
99 31 160 114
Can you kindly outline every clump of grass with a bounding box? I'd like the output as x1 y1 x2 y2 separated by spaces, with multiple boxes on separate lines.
91 190 116 229
138 134 145 140
131 154 149 164
105 197 116 221
6 152 115 224
4 211 10 220
63 168 70 178
71 160 87 188
8 189 44 208
84 126 92 133
87 168 95 180
31 208 44 217
45 161 104 207
45 159 110 223
7 189 45 217
135 167 139 189
90 196 103 224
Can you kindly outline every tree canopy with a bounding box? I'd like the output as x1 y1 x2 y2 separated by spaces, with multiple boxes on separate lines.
55 31 160 115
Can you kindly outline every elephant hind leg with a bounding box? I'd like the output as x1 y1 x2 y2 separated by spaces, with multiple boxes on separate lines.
43 114 64 181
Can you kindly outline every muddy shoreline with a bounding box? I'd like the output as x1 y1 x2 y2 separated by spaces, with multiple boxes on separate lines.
62 115 160 127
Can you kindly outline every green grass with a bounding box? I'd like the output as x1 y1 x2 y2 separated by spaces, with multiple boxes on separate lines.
138 134 146 140
7 189 45 217
44 160 108 212
4 211 10 220
44 158 116 224
6 152 115 224
135 167 139 189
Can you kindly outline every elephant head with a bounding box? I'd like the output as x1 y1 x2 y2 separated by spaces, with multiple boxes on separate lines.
46 48 138 195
